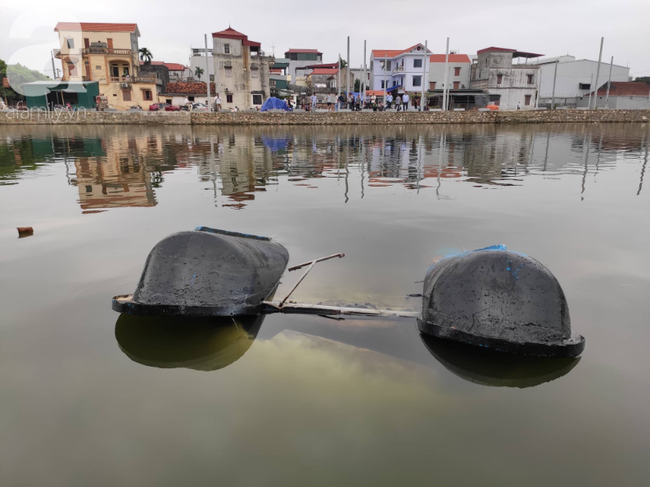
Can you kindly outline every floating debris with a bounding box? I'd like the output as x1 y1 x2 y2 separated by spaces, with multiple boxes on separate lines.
17 226 33 238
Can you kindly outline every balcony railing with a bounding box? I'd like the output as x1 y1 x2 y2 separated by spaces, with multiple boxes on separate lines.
83 48 132 56
110 76 158 84
392 65 405 73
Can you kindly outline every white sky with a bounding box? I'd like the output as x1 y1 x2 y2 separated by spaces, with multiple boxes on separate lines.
2 0 649 79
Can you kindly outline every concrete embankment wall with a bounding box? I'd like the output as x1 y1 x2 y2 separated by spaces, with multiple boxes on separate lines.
2 109 649 126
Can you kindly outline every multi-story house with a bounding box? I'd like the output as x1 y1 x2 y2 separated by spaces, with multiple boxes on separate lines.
528 55 630 108
370 44 431 92
54 22 160 110
212 27 272 110
470 47 541 110
428 54 472 91
285 49 323 82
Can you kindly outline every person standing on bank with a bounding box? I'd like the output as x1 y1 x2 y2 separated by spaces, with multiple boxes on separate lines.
337 93 345 111
310 93 318 111
402 92 410 111
385 92 393 109
394 94 402 111
213 93 222 112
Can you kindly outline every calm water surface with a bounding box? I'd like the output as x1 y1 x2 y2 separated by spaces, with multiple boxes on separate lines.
1 124 649 486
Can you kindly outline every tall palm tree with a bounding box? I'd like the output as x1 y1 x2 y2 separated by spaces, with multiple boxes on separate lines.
139 47 153 64
194 67 204 80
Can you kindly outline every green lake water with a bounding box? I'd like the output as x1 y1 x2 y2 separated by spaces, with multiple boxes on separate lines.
1 124 648 486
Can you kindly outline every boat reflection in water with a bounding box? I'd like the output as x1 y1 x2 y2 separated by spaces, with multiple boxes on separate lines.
421 335 581 388
115 314 264 371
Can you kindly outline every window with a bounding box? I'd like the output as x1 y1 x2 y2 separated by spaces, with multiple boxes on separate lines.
252 94 263 105
414 59 423 68
525 95 531 106
226 94 233 103
95 66 101 70
497 74 503 84
381 80 385 89
142 90 152 101
251 68 259 78
527 74 534 85
85 185 92 193
66 37 74 49
224 44 230 54
122 90 132 102
188 96 195 102
454 67 461 76
166 99 172 104
453 81 460 89
430 81 436 90
392 80 397 86
381 60 392 71
413 75 422 87
225 67 232 78
579 83 591 90
209 74 214 82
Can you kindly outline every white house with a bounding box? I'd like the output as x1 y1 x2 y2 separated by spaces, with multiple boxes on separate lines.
470 47 542 110
370 44 431 92
428 54 472 91
529 55 630 108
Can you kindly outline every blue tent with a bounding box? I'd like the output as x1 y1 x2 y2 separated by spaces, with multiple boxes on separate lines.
260 97 290 112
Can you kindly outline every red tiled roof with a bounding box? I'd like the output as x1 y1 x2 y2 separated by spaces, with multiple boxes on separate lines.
286 48 322 54
165 81 216 95
372 49 405 58
430 54 471 63
163 63 186 71
589 82 650 97
477 47 516 54
310 68 338 75
372 44 430 59
212 26 247 39
212 27 261 48
54 22 138 33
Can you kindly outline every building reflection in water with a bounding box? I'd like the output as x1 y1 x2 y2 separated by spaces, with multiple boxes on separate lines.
0 124 647 210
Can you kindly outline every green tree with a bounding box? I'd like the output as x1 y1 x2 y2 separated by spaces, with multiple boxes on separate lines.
634 76 650 86
139 47 153 64
194 67 204 80
338 57 347 68
354 79 361 92
1 61 49 99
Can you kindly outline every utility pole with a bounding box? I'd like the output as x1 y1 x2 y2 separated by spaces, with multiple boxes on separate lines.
535 68 542 109
442 37 450 110
421 40 428 110
362 40 367 104
592 37 604 109
588 73 594 109
551 60 558 109
346 36 350 97
204 34 211 107
605 56 613 109
337 54 341 98
50 50 57 80
383 54 387 105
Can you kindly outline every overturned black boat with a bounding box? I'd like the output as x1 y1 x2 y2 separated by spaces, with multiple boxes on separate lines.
418 245 585 358
112 227 289 317
112 231 585 359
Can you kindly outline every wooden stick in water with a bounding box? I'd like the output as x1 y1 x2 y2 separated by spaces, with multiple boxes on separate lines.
279 253 345 307
264 301 420 319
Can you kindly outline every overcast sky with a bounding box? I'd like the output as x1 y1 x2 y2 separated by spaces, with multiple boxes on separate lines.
2 0 649 78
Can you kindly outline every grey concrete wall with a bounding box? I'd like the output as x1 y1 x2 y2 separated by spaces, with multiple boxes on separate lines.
3 108 650 126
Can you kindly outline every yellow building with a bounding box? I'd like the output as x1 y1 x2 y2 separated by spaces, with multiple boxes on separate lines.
54 22 160 110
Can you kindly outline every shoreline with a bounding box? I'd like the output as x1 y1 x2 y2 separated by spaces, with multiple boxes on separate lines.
2 109 649 125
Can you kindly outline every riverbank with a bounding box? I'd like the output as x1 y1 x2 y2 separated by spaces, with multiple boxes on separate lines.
2 108 649 125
